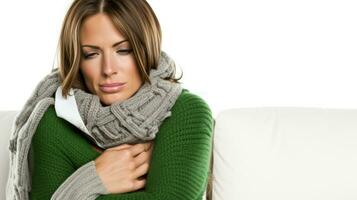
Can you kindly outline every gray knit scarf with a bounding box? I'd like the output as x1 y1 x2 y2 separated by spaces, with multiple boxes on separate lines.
6 51 182 200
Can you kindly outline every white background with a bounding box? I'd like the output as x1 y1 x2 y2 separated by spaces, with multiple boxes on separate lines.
0 0 356 118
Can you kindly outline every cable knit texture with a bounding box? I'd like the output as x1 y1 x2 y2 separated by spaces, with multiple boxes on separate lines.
6 51 182 200
29 89 213 199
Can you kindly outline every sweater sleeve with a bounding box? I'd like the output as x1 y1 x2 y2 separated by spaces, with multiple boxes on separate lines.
29 106 107 200
50 161 107 199
93 92 214 200
30 91 213 200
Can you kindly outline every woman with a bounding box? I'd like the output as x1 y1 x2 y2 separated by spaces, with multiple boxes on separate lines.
6 0 213 199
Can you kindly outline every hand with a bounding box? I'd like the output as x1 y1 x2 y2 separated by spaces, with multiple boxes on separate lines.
94 142 154 194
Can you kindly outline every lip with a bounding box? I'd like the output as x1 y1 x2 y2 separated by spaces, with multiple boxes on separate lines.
99 82 126 93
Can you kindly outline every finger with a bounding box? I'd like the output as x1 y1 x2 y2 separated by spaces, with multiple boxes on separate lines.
130 143 151 157
147 145 153 160
106 144 133 152
133 179 146 190
143 143 153 159
133 162 150 179
133 151 150 167
143 142 153 151
148 142 154 151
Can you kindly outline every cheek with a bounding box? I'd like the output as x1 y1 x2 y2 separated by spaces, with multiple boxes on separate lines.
126 58 141 81
129 65 142 84
80 65 98 90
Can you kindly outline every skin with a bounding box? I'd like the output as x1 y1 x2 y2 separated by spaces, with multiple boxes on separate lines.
79 13 143 106
79 13 153 194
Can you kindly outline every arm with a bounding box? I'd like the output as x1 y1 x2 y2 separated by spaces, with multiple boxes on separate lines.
31 93 213 200
29 106 107 200
95 93 214 199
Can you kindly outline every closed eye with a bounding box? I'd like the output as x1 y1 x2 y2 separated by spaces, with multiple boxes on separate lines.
82 49 133 59
117 49 133 55
83 53 98 59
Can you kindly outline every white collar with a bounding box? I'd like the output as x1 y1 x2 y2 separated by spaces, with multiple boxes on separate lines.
55 86 90 135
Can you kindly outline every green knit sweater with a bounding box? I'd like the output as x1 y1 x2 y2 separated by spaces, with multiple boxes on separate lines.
29 89 213 200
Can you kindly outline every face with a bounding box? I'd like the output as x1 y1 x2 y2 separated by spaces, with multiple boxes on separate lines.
79 13 142 106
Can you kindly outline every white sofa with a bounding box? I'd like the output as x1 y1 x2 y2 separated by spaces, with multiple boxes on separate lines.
2 107 357 200
1 111 18 199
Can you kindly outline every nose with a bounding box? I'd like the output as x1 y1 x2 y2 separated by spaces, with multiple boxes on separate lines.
102 51 117 77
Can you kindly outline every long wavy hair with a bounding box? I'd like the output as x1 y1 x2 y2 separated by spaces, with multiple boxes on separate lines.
56 0 182 98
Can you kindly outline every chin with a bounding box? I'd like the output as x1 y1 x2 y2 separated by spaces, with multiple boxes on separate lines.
99 93 126 106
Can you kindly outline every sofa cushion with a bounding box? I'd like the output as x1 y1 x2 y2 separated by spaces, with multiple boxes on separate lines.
0 111 18 199
213 107 357 200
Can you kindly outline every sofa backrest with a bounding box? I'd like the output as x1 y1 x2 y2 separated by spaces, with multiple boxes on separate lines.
212 107 357 200
0 111 18 199
2 108 357 200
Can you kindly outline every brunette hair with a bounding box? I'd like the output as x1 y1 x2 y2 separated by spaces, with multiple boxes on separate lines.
56 0 181 98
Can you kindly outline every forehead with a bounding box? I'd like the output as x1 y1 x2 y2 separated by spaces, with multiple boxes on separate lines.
80 13 125 45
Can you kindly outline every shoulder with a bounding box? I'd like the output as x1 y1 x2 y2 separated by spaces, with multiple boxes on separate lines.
165 88 214 135
36 105 71 133
153 88 213 159
33 105 77 145
172 88 212 116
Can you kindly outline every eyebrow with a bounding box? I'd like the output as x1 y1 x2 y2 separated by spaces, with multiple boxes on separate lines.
81 39 128 49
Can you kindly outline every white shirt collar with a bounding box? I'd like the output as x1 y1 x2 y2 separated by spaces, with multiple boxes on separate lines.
55 86 90 135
